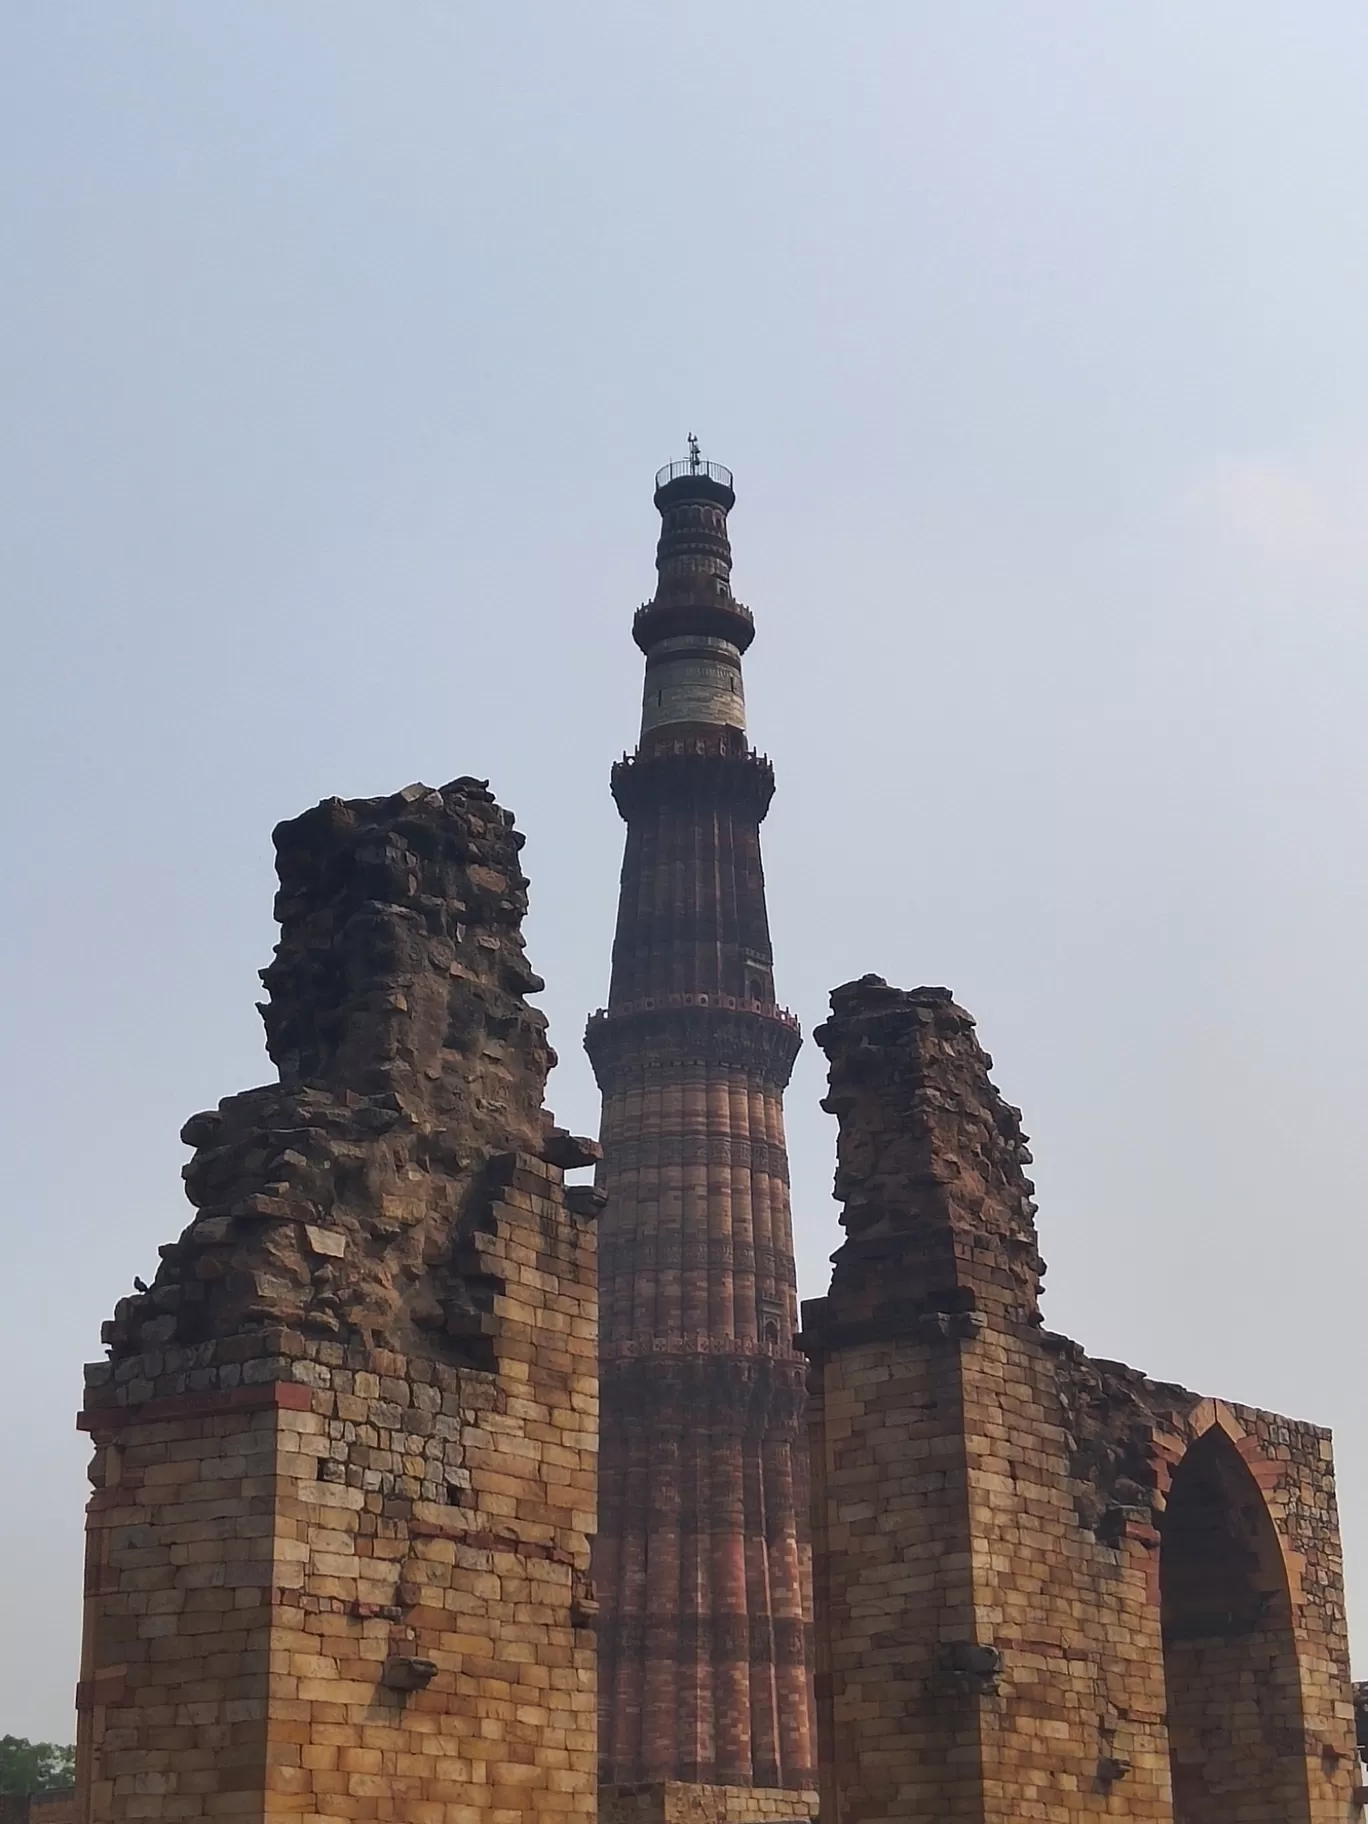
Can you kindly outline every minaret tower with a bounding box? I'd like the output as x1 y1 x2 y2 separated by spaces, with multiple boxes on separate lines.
586 447 817 1808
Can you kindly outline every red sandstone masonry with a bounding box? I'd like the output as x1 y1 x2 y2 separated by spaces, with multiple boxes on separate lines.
586 462 816 1813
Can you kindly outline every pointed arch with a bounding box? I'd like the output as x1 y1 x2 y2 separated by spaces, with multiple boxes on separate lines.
1160 1423 1311 1821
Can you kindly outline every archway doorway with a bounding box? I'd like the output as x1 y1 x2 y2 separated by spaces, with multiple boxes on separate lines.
1159 1426 1311 1821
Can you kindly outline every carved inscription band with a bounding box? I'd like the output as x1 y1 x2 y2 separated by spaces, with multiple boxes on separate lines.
586 1003 802 1090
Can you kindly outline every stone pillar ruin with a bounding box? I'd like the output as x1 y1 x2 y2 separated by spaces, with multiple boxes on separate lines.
75 780 599 1824
802 975 1359 1824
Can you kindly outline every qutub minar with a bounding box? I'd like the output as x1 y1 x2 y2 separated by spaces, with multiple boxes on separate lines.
69 442 1363 1824
585 442 818 1803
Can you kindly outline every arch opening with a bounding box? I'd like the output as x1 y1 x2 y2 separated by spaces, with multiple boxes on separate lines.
1159 1426 1310 1822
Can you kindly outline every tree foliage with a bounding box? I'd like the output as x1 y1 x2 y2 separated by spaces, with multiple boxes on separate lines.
0 1738 76 1796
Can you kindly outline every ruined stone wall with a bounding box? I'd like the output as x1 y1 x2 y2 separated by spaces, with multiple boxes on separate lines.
1055 1361 1353 1822
76 780 598 1824
802 976 1358 1824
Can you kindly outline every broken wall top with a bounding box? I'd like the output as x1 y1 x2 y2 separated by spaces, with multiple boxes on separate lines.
805 976 1348 1595
99 778 582 1369
807 975 1043 1340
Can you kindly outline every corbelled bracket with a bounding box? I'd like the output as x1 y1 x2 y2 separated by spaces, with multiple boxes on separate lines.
381 1656 437 1693
930 1640 1003 1697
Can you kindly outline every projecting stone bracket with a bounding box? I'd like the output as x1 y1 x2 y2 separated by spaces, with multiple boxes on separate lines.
929 1641 1003 1697
571 1570 600 1630
381 1656 437 1693
916 1309 985 1344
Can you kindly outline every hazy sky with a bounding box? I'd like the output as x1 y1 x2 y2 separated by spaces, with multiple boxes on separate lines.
5 3 1368 1740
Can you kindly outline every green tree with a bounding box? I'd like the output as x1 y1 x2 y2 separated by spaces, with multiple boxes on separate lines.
0 1738 76 1796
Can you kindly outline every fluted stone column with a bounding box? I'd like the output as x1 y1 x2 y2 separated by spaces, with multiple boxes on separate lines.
587 458 817 1814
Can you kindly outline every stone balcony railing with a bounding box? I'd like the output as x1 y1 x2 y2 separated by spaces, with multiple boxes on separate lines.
588 994 800 1030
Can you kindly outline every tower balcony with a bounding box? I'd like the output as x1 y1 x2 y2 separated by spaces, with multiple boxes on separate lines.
655 458 734 490
584 997 803 1092
610 739 775 821
588 992 800 1029
632 592 755 655
653 459 735 511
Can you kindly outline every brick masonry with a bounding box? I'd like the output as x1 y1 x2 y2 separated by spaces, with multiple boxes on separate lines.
75 780 599 1824
801 976 1360 1823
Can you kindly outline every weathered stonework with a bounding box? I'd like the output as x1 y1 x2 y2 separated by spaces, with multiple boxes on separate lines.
76 780 598 1824
802 976 1359 1824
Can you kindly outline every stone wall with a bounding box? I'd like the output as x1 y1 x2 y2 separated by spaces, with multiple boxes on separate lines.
802 976 1358 1824
75 780 598 1824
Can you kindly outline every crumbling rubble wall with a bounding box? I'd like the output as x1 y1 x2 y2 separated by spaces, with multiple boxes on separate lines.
801 976 1356 1824
76 781 599 1824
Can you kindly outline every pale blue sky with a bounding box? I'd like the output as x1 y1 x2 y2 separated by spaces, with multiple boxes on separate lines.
4 3 1368 1737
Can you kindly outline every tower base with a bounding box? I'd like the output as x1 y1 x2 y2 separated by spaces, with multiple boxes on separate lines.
600 1783 818 1824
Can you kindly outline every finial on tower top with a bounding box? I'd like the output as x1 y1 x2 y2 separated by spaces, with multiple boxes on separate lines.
654 442 734 498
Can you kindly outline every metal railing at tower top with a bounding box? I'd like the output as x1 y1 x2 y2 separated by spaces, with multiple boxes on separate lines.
655 458 734 490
